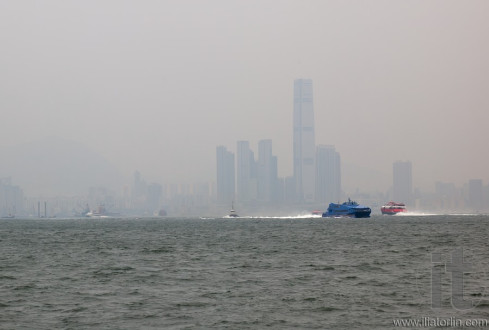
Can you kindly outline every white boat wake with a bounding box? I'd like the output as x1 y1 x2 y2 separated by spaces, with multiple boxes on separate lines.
393 211 438 216
393 212 482 217
218 214 322 219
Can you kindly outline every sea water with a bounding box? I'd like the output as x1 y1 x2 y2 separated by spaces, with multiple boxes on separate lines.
1 215 489 329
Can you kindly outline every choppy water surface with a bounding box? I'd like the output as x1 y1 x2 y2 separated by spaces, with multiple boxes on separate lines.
1 215 489 329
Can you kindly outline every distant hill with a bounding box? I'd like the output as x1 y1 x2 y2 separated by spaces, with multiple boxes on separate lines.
0 136 124 196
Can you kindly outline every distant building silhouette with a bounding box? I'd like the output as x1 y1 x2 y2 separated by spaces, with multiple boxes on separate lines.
315 145 341 204
132 170 147 210
468 179 483 211
147 183 162 212
293 78 316 203
393 161 413 206
216 146 235 204
133 171 146 199
257 139 278 203
236 141 254 203
0 178 24 217
284 176 296 203
434 181 463 210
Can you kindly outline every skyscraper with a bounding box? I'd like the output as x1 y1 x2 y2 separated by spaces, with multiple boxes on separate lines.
393 161 413 205
315 145 341 204
216 146 235 204
257 139 277 203
236 141 253 203
293 78 316 203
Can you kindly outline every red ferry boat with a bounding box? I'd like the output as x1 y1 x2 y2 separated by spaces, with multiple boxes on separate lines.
381 202 407 215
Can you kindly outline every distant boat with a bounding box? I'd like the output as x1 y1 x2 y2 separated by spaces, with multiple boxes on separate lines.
86 204 120 218
229 202 239 218
86 204 107 217
322 198 371 218
381 202 407 215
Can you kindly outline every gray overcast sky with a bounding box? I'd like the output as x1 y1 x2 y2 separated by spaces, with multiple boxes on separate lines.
1 0 488 193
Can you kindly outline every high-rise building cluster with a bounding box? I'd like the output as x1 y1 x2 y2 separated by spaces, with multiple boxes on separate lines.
217 139 281 207
215 79 342 211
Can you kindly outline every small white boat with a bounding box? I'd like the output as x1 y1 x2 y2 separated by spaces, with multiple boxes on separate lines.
229 202 239 217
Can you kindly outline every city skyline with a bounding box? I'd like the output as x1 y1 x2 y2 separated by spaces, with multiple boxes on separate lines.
217 78 343 207
0 126 487 216
0 1 488 196
2 156 488 217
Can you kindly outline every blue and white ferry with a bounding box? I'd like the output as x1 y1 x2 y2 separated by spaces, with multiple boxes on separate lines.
322 198 371 218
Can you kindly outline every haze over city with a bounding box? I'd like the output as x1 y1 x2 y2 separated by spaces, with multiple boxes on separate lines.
1 1 488 198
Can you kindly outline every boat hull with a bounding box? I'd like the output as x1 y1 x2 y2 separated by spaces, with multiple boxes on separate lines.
381 202 407 215
381 208 407 215
322 209 371 218
322 200 371 218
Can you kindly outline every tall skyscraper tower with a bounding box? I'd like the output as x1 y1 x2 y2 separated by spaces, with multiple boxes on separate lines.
216 146 235 204
393 160 413 205
315 145 341 204
293 78 316 203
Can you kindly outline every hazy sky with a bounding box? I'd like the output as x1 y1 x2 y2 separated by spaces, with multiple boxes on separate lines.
1 1 488 193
